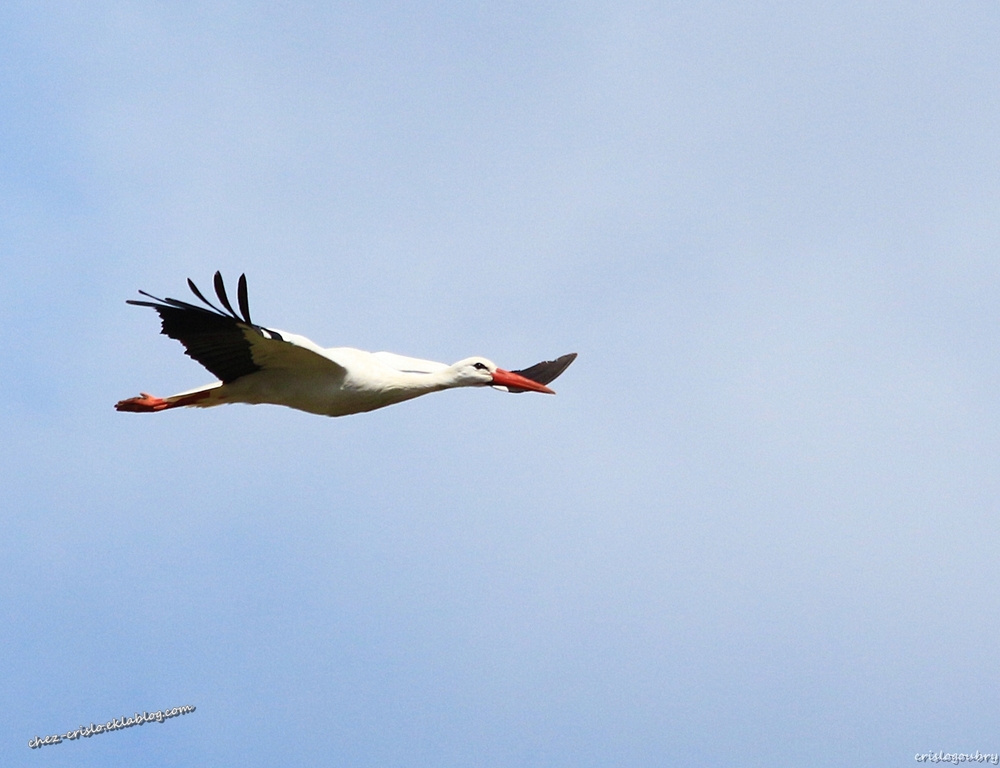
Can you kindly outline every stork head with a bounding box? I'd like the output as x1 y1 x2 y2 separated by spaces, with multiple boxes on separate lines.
450 357 555 394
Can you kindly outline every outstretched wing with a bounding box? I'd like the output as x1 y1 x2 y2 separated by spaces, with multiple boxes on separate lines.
506 352 578 393
128 271 341 383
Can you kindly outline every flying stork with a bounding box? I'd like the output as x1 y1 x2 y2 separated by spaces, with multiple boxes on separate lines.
115 272 577 418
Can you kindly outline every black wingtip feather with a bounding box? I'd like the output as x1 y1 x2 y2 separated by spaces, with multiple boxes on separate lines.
187 278 224 314
237 274 252 325
213 272 239 319
508 352 578 393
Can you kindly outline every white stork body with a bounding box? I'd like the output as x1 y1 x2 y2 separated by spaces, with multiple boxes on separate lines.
116 273 576 418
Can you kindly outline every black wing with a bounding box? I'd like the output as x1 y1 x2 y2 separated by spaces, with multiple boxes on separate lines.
128 272 286 383
507 352 578 393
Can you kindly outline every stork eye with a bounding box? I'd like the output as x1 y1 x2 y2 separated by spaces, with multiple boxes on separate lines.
473 362 488 370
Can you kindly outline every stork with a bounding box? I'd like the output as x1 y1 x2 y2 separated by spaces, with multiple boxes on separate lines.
115 272 576 418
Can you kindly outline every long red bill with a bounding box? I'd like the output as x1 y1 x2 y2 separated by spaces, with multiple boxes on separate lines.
491 368 555 394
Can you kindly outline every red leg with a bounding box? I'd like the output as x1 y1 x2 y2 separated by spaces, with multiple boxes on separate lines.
115 392 170 412
171 390 212 407
115 389 213 412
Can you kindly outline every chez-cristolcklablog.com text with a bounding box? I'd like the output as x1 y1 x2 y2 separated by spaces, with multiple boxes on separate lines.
28 705 195 748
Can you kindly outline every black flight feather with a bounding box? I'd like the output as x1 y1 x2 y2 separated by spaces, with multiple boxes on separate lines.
186 277 225 314
237 274 252 325
127 273 282 384
508 352 578 393
213 271 239 319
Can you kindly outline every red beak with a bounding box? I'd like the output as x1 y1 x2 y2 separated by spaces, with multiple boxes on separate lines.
491 368 556 394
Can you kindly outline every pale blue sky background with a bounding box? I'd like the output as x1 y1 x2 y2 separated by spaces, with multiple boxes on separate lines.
3 2 1000 766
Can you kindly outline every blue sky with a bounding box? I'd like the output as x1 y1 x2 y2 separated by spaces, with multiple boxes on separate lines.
4 2 1000 766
